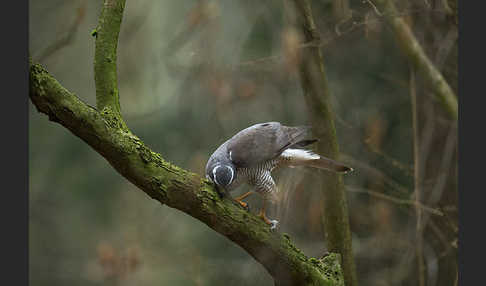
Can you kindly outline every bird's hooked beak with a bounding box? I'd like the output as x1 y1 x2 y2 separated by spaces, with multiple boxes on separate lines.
207 173 226 198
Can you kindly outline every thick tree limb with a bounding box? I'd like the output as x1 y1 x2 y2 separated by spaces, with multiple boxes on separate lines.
29 62 345 286
374 0 458 120
286 1 358 286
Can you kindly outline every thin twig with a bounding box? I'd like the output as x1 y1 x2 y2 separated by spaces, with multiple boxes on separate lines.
341 153 411 195
428 219 453 254
363 0 382 16
374 0 457 119
34 2 86 62
363 138 414 178
410 68 426 286
333 0 352 21
161 0 214 58
237 8 453 71
423 123 457 223
346 186 444 217
435 25 458 71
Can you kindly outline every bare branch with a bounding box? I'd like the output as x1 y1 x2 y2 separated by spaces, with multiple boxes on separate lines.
34 2 86 62
435 26 458 71
332 0 352 26
237 8 451 72
346 186 444 217
341 153 411 195
364 0 382 16
410 69 426 286
374 0 458 120
363 138 414 178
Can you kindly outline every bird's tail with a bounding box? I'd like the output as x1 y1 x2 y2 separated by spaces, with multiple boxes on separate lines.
281 149 353 173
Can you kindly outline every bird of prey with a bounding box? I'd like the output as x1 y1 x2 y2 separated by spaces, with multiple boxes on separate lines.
205 122 352 229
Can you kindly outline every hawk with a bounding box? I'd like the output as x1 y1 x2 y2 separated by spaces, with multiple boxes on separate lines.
205 122 352 229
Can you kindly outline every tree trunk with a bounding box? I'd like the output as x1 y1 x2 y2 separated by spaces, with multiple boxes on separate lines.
285 1 358 285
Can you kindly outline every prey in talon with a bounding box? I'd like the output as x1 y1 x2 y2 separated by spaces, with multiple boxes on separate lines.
205 122 353 230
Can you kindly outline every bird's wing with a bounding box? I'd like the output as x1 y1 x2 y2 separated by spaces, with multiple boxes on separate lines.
227 122 312 167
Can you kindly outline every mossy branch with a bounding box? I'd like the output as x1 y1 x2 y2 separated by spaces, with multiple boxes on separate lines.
29 62 344 286
374 0 458 120
287 1 358 286
93 0 127 129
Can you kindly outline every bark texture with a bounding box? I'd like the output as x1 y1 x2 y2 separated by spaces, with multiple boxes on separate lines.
94 0 127 128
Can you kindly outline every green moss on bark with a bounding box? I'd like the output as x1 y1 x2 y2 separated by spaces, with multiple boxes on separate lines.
94 0 127 128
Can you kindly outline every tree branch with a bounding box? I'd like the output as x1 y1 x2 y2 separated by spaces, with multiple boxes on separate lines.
410 67 426 286
374 0 458 120
286 1 358 285
93 0 127 128
332 0 351 29
34 2 86 62
346 186 444 217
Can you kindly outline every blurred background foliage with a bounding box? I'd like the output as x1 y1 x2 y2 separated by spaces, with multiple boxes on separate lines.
29 0 457 285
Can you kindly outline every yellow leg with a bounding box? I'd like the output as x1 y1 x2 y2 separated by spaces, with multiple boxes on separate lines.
257 198 279 229
234 191 254 209
257 199 272 225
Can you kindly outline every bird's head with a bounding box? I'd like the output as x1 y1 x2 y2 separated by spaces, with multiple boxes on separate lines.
206 162 236 189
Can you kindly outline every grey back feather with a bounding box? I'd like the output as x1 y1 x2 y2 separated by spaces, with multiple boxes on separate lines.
227 122 312 168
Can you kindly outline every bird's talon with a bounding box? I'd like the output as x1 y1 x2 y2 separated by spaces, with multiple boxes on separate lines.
269 220 279 230
236 200 250 211
242 204 250 212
